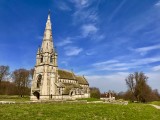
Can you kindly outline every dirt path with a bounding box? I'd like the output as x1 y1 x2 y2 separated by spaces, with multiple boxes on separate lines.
150 104 160 109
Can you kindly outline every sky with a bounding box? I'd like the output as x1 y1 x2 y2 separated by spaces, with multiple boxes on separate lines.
0 0 160 93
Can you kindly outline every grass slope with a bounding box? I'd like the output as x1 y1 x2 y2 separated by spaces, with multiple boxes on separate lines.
0 95 29 102
151 101 160 106
0 103 160 120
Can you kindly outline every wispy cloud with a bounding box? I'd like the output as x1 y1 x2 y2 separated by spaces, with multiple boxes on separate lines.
64 46 83 56
80 24 106 41
61 61 68 67
93 60 119 66
93 56 160 71
70 0 99 24
108 0 127 22
58 2 71 11
57 37 73 47
70 0 92 9
86 49 96 56
147 72 160 92
152 65 160 71
133 44 160 55
73 10 98 24
155 0 160 7
68 0 105 42
86 72 128 92
81 24 98 37
85 71 160 92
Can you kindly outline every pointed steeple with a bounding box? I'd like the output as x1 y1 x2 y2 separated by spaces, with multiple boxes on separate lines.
41 11 54 53
45 10 51 30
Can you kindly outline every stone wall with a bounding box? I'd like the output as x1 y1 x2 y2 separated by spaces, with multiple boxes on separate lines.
30 93 90 101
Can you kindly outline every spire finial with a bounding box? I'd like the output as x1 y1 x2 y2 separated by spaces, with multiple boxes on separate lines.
47 10 51 20
48 9 51 15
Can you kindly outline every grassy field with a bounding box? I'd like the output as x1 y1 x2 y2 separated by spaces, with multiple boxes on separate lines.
0 103 160 120
151 101 160 106
0 95 30 102
77 97 102 101
0 96 160 120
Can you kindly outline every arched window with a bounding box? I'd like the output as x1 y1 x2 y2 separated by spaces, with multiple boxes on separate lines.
50 55 53 63
37 74 42 88
40 55 43 63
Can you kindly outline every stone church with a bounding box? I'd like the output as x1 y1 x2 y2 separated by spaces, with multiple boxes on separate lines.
30 13 90 100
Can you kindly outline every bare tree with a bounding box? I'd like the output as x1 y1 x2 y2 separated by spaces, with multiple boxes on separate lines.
90 87 101 99
125 74 135 93
0 65 10 84
12 69 30 97
125 72 152 102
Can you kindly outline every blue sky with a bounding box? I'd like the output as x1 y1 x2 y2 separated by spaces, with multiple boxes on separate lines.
0 0 160 92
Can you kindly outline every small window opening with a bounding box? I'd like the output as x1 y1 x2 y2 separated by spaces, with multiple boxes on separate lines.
40 55 43 63
50 55 53 63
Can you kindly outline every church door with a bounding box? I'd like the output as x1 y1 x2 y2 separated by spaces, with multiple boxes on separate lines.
33 91 40 100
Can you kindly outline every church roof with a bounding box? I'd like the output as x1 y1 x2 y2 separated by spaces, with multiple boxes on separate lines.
76 76 89 85
58 69 89 85
58 69 76 80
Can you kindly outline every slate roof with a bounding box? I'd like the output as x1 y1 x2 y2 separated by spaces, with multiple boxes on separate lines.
58 69 89 85
76 76 89 85
58 69 76 80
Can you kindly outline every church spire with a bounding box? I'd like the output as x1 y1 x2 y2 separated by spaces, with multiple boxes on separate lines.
41 11 54 53
45 10 51 30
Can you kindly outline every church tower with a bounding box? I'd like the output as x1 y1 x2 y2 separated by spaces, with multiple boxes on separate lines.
30 12 58 100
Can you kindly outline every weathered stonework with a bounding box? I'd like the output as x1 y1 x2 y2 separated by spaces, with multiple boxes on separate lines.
30 13 90 100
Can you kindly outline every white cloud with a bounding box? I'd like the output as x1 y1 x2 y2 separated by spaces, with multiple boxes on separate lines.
98 34 105 40
93 60 119 66
131 57 160 65
152 65 160 71
86 72 128 92
58 2 71 11
93 56 160 71
147 72 160 92
85 71 160 93
57 37 72 47
80 0 89 5
70 0 99 24
69 0 105 42
108 0 127 22
70 0 90 9
81 24 98 37
77 66 160 93
64 46 83 56
120 4 160 36
86 50 96 56
155 1 160 6
133 44 160 55
73 10 98 24
61 61 68 67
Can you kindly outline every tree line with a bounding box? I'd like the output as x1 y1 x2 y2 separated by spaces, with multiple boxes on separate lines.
1 65 160 102
91 72 160 103
123 72 160 102
0 65 34 96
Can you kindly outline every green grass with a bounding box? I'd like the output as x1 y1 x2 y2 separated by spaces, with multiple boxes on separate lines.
77 98 102 102
151 101 160 106
0 95 30 102
0 103 160 120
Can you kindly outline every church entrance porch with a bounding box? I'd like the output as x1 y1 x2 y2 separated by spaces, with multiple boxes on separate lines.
33 91 40 100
